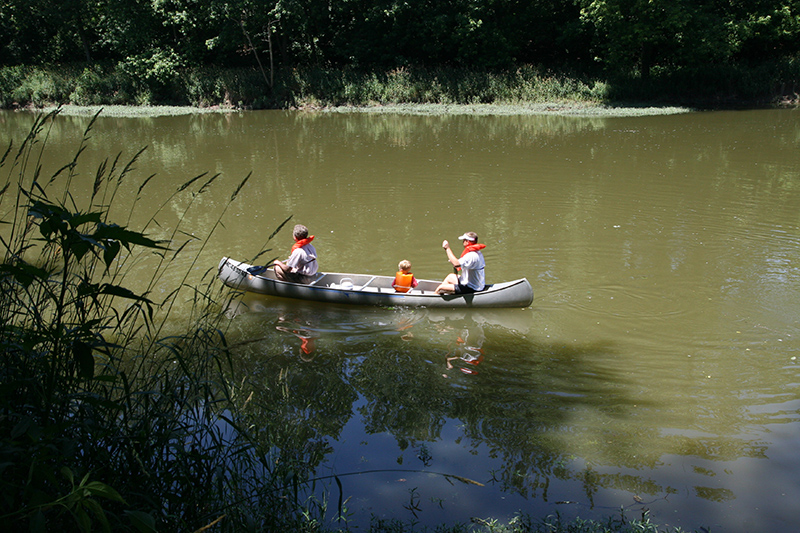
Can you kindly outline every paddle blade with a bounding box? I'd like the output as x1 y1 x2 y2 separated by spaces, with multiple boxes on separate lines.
247 265 268 275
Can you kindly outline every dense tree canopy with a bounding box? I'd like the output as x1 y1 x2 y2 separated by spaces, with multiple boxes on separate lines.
1 0 799 75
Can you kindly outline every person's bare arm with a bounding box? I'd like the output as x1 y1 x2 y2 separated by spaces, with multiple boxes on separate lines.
443 240 460 268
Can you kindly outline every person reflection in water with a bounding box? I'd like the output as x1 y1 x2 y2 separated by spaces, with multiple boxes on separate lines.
276 317 316 361
444 324 485 375
274 224 318 284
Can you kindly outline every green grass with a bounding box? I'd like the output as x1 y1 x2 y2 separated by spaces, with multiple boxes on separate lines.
368 508 695 532
2 60 797 111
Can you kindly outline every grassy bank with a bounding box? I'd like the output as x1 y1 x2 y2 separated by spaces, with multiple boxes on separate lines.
1 61 798 112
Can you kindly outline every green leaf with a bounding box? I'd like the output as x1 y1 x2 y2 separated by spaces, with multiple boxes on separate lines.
61 466 76 485
31 509 46 533
0 262 49 288
10 416 32 439
94 223 166 250
97 283 153 305
68 211 103 229
103 240 121 269
125 510 157 533
75 506 92 532
83 498 112 533
73 341 95 379
69 238 92 262
83 481 125 503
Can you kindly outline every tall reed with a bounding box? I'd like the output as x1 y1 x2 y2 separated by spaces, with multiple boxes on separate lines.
0 109 321 532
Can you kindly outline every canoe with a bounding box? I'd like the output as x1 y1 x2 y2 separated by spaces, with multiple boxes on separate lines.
218 257 533 309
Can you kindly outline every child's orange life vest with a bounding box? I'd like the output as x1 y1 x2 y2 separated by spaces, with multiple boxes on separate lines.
393 271 414 292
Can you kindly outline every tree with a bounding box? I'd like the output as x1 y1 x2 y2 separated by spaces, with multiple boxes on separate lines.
579 0 800 77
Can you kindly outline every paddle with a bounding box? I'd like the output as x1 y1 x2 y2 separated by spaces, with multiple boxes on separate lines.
247 264 274 275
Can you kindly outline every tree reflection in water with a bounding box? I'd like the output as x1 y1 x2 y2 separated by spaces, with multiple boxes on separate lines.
222 292 760 525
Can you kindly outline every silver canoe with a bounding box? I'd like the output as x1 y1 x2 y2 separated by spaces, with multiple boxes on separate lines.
218 257 533 308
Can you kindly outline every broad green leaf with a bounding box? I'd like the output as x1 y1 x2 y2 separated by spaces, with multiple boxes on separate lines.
83 481 126 503
68 211 103 229
94 223 167 250
125 510 157 533
61 466 75 484
31 510 46 533
0 262 49 288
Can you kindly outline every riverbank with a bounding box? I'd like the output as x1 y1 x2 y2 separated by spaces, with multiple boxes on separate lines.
30 102 694 118
3 63 797 114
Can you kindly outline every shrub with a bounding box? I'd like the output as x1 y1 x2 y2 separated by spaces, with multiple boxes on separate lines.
117 48 188 105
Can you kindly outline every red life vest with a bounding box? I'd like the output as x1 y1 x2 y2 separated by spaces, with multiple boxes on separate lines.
393 271 414 292
460 243 486 257
291 235 314 252
456 243 485 271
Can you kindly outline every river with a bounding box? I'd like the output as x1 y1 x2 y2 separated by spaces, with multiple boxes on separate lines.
2 107 799 532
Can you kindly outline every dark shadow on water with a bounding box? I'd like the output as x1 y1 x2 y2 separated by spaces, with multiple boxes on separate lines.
221 292 760 523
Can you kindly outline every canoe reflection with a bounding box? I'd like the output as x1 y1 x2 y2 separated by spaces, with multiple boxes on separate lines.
223 291 426 359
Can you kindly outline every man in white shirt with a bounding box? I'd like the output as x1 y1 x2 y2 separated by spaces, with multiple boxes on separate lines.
274 224 318 284
434 231 486 295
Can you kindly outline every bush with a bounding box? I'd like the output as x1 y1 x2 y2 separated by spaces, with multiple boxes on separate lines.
69 65 135 106
4 66 77 107
117 48 188 105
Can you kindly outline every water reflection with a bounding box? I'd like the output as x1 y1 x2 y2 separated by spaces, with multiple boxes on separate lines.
221 292 779 528
442 319 486 376
275 317 317 360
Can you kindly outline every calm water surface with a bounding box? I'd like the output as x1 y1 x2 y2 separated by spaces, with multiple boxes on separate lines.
3 108 800 532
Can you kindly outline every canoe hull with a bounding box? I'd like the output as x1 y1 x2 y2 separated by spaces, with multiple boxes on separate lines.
218 257 533 309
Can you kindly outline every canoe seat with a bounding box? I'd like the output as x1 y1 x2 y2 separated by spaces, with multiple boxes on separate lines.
307 273 327 286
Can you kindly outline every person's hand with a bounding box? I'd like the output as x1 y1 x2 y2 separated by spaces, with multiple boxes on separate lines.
442 240 450 249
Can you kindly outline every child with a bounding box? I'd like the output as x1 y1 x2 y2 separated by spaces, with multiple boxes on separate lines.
392 259 419 293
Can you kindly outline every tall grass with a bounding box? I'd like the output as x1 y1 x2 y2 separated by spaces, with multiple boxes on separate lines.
287 66 609 107
3 60 797 110
0 109 323 532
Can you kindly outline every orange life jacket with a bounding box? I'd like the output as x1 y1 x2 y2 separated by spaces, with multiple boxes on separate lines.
460 243 486 257
455 242 486 271
291 235 314 252
393 271 414 292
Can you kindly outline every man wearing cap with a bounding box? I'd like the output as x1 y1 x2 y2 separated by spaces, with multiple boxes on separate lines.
434 231 486 295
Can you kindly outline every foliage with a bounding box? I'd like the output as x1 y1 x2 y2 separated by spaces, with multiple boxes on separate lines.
117 48 187 105
1 0 799 108
0 108 324 531
3 59 799 110
1 0 799 93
